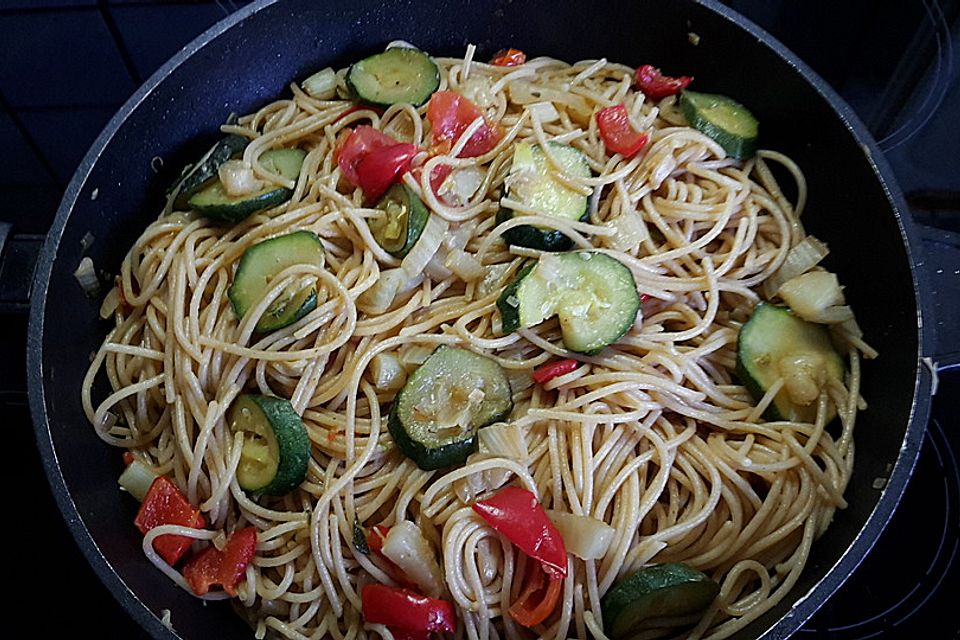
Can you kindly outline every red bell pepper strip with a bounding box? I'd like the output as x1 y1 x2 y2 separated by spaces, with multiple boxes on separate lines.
134 476 206 566
122 451 135 466
361 584 457 633
182 526 257 596
532 358 580 385
427 91 503 158
596 104 650 158
508 559 564 627
472 486 567 578
490 48 526 67
335 126 419 203
634 65 693 100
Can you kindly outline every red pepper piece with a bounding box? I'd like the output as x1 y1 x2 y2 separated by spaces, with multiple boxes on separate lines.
122 451 135 466
361 584 457 633
182 526 257 596
335 126 418 202
596 104 650 158
472 486 567 578
134 476 205 566
490 48 526 67
508 558 564 627
427 91 503 158
634 64 693 100
532 358 580 385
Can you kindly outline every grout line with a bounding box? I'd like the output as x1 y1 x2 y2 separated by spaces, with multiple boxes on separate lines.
0 89 65 189
96 0 143 87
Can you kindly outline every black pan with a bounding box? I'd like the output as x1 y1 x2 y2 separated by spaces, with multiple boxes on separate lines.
22 0 959 638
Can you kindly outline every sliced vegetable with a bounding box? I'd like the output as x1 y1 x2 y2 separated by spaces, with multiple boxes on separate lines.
634 65 693 100
497 252 640 355
532 358 580 384
596 104 650 158
134 476 206 566
361 584 456 633
370 352 408 392
545 510 614 561
497 142 593 251
119 458 160 502
301 67 337 100
171 134 249 210
348 47 439 107
381 521 445 599
601 563 720 638
229 230 323 333
188 148 306 223
509 560 564 627
761 235 829 299
388 346 513 470
472 486 567 578
736 303 845 423
680 90 758 160
491 48 526 67
226 394 311 495
369 184 430 258
182 526 257 596
427 90 503 158
778 270 853 324
336 126 418 203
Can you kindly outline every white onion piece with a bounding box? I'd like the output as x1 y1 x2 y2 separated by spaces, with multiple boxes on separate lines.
545 510 615 560
301 67 337 100
370 352 406 392
606 210 649 252
386 40 419 50
526 101 560 124
437 166 485 206
763 235 829 299
73 256 100 296
444 249 485 282
118 460 160 502
401 215 448 280
218 159 265 197
779 270 852 324
381 522 445 598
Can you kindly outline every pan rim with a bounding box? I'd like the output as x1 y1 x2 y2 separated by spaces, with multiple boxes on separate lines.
26 0 935 638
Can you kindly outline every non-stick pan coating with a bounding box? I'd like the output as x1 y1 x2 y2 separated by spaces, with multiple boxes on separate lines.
28 1 932 638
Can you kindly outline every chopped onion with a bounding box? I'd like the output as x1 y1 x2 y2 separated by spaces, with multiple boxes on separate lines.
73 256 100 296
478 422 527 461
358 269 422 314
444 248 485 282
478 263 511 298
779 270 843 320
118 459 160 502
399 344 435 369
763 235 829 299
546 510 615 560
437 166 485 206
381 521 445 598
370 352 406 392
605 210 649 252
508 81 592 121
218 159 265 197
461 75 496 110
301 67 337 100
526 101 560 124
386 40 419 50
401 215 448 280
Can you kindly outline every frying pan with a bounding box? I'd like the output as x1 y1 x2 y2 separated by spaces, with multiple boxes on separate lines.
18 0 960 638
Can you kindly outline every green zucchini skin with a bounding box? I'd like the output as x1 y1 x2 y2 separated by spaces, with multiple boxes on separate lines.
388 346 513 470
736 302 845 423
347 48 440 107
229 230 324 333
188 148 306 224
680 90 758 160
228 394 311 496
171 134 249 210
497 252 640 355
601 563 720 638
498 142 592 251
370 184 430 258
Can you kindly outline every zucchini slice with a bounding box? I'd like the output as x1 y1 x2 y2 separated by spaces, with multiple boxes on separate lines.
188 148 306 224
388 346 513 470
229 230 324 333
170 134 249 210
602 563 720 638
369 183 430 258
680 90 758 160
736 303 845 423
347 47 440 107
497 142 593 252
497 252 640 355
227 394 311 496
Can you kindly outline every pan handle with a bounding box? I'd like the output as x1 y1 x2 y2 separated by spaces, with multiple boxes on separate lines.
918 223 960 372
0 222 44 314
